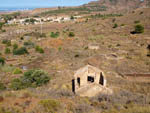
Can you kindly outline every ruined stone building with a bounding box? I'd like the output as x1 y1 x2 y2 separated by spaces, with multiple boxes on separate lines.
72 65 111 97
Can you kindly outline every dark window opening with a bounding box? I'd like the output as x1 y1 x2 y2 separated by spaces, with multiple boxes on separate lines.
72 79 75 93
87 76 94 83
99 73 104 85
77 77 80 86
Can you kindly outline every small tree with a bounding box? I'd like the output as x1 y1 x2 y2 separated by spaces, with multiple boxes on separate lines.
0 22 4 30
13 68 22 74
113 23 118 28
13 47 28 55
5 47 11 54
0 57 5 65
24 41 34 48
13 43 18 50
134 24 144 33
25 18 37 24
69 32 75 37
2 29 6 32
2 39 11 46
50 32 60 38
35 45 44 53
70 16 74 20
134 20 140 24
10 69 50 90
10 78 24 90
0 82 6 91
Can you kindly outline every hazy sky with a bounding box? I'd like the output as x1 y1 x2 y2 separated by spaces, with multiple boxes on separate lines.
0 0 95 7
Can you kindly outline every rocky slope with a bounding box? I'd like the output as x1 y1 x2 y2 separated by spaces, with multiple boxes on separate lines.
84 0 150 13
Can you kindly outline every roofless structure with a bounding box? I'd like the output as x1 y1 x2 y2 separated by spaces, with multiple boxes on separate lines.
72 65 111 97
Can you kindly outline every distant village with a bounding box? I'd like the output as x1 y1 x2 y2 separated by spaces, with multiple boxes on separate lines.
0 15 82 25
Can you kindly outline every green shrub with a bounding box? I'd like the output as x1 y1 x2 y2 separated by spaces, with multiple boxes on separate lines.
39 99 60 113
40 33 46 37
0 22 4 30
134 24 144 33
121 24 125 26
2 29 6 32
134 20 140 24
10 78 24 90
13 68 22 74
23 69 50 87
0 57 5 65
0 65 15 72
0 82 6 91
13 43 18 50
68 32 75 37
13 47 28 55
84 46 88 50
70 16 74 20
35 46 44 53
10 69 50 90
50 32 60 38
5 48 11 54
25 18 37 24
0 106 20 113
58 47 62 51
24 41 34 47
91 13 122 19
2 39 11 46
2 39 8 44
113 23 118 28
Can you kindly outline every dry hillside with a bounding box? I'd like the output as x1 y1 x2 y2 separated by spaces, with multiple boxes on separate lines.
0 6 150 113
84 0 150 13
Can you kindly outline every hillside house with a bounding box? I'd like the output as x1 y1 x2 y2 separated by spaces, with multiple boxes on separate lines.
72 65 111 97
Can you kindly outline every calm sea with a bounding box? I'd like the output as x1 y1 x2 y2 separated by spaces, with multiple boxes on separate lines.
0 7 36 12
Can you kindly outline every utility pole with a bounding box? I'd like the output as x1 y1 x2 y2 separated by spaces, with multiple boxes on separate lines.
40 8 43 35
40 19 43 34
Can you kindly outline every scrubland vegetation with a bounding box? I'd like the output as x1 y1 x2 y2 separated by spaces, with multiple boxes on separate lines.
10 69 50 90
41 6 107 16
0 57 5 65
90 13 123 19
50 31 60 38
0 3 150 113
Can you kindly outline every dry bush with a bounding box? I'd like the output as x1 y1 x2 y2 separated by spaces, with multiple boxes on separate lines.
39 99 61 113
73 104 93 113
46 89 74 98
96 90 150 105
0 106 20 113
91 89 150 112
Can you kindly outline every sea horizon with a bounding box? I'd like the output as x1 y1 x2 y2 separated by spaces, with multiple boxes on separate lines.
0 6 55 12
0 7 36 12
